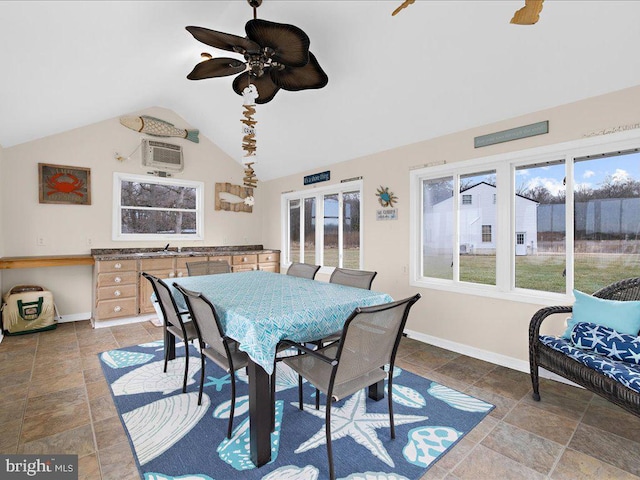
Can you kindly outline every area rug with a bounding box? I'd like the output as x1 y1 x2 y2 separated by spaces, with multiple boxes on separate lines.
99 342 494 480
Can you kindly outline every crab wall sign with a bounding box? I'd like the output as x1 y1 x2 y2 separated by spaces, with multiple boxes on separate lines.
376 186 398 208
38 163 91 205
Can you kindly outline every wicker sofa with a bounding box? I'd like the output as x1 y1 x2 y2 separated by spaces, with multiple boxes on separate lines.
529 277 640 418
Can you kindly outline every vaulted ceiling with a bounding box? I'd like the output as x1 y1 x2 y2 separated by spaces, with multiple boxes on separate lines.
1 1 639 180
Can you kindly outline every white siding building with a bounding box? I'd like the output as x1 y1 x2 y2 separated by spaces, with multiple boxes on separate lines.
426 182 538 255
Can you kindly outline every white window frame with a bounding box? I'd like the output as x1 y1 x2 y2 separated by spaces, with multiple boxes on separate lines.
410 129 640 306
112 172 204 241
281 180 363 274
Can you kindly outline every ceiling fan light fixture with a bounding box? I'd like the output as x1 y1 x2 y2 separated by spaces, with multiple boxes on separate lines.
185 0 327 103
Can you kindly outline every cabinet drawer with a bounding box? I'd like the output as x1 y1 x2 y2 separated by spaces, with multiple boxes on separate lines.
207 255 232 266
258 252 279 263
232 264 257 273
140 258 175 271
96 297 138 320
96 259 137 273
258 264 279 273
232 254 258 265
96 284 137 302
97 271 138 287
175 256 201 270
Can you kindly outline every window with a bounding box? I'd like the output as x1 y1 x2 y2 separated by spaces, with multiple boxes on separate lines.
283 180 362 270
410 130 640 303
113 173 204 241
482 225 492 243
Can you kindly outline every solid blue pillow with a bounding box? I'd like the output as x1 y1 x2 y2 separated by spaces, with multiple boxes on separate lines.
562 289 640 339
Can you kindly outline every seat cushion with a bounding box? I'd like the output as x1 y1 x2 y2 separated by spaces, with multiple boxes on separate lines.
539 335 640 393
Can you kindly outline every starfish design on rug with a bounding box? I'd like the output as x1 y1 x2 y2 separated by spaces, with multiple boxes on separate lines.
293 389 427 467
203 374 231 391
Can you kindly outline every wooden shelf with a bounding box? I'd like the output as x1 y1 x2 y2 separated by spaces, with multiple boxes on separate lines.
0 255 94 270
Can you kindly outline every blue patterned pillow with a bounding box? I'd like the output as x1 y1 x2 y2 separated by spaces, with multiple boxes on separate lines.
562 289 640 339
570 322 640 364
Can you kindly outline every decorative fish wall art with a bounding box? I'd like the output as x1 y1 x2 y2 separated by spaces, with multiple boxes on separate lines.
120 115 199 143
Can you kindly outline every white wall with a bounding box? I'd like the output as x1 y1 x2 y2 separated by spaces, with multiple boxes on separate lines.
1 107 264 318
261 84 640 367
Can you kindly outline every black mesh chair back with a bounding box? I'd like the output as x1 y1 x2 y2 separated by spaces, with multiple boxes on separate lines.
329 267 377 290
141 272 198 393
186 260 231 276
286 262 320 280
282 293 421 480
173 283 249 438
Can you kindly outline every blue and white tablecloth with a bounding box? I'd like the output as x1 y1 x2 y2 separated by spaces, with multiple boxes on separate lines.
170 270 393 374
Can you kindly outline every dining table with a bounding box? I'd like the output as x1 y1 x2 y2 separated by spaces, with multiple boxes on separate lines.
167 269 394 468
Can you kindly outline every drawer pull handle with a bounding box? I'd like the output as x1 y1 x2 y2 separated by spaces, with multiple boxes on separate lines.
169 272 175 278
114 290 121 297
243 257 247 262
113 306 122 313
114 263 122 269
177 272 183 277
114 276 122 283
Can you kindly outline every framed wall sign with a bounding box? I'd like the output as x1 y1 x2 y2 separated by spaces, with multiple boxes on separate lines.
38 163 91 205
304 171 330 185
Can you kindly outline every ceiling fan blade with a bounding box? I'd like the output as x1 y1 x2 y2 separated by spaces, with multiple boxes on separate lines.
186 26 260 54
270 52 328 92
245 19 310 67
510 0 544 25
233 71 280 104
187 57 246 80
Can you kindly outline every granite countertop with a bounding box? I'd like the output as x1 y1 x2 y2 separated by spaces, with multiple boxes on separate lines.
91 245 279 261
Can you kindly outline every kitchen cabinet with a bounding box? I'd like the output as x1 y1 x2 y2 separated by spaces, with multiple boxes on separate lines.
93 259 138 321
92 248 280 324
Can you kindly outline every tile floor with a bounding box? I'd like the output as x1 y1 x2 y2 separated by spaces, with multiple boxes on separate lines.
1 321 639 479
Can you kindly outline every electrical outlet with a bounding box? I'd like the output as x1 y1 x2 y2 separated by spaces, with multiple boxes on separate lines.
37 236 46 246
86 237 93 246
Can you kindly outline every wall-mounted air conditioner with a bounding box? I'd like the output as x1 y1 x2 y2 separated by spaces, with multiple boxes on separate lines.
142 139 184 172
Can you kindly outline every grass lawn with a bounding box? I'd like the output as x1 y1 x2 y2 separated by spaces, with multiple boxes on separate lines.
426 254 640 293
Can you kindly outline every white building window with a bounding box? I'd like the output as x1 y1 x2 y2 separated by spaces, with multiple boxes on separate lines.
282 180 363 270
410 130 640 304
113 173 204 241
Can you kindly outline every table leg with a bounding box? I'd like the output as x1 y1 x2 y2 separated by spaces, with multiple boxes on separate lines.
165 329 176 361
368 380 385 401
248 359 272 467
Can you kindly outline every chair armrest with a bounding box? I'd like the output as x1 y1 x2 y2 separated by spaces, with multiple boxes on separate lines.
528 305 573 346
280 339 338 366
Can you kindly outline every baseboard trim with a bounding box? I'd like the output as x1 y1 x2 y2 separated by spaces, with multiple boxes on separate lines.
56 312 91 323
404 328 580 388
92 314 157 329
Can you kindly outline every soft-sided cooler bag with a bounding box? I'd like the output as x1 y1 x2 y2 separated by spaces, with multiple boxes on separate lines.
1 285 57 335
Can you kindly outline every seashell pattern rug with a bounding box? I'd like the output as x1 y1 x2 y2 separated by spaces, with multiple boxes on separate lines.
99 342 494 480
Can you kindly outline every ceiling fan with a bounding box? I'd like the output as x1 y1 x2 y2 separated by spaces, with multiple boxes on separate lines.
392 0 545 25
186 0 328 104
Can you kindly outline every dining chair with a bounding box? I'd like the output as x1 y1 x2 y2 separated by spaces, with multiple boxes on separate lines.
329 267 377 290
141 272 198 394
318 267 379 347
286 262 321 280
282 293 421 480
173 283 250 439
186 260 231 276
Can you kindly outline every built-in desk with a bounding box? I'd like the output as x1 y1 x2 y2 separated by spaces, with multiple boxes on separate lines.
0 255 94 269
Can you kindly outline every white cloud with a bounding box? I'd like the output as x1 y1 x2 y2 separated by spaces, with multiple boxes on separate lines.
583 170 595 179
523 177 565 196
611 168 630 183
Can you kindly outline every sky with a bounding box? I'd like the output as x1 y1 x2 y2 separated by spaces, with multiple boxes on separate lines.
516 151 640 196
